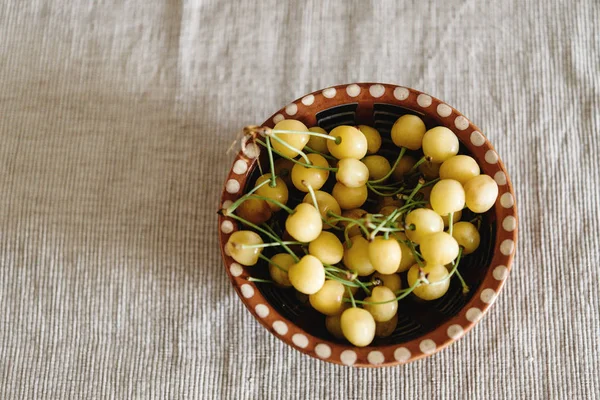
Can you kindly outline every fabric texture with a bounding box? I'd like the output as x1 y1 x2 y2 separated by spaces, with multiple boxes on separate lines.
1 1 599 398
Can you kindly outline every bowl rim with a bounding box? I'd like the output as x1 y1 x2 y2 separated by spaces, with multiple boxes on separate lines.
218 82 518 367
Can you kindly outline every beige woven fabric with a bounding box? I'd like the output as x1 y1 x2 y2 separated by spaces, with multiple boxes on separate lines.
1 1 599 398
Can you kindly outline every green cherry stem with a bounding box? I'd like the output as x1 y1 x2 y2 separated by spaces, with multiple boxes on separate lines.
404 178 425 205
227 214 300 262
406 239 424 267
255 138 336 171
347 278 423 305
268 133 311 164
347 286 357 308
247 277 275 283
324 271 362 288
270 129 340 145
257 253 287 272
246 194 294 214
369 208 402 239
304 145 336 160
448 212 454 236
241 241 303 249
368 147 407 184
408 155 428 173
225 179 272 213
304 182 319 212
265 136 277 187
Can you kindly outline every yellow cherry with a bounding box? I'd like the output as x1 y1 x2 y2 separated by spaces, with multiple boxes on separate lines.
307 126 329 154
255 174 289 211
291 153 330 192
235 197 272 225
271 119 309 158
439 155 480 184
288 255 326 295
336 158 369 188
363 286 398 322
391 115 426 150
269 253 295 287
463 174 499 213
309 280 346 315
357 125 382 154
420 232 460 265
327 126 368 159
451 221 481 254
225 230 263 266
422 126 459 163
343 236 375 276
404 208 444 244
340 307 376 347
332 182 368 210
372 272 402 293
407 263 450 300
430 179 466 216
368 236 402 274
362 155 391 181
302 190 341 230
286 203 322 242
308 231 344 264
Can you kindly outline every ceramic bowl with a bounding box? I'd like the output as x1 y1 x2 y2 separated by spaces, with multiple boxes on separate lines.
218 83 517 367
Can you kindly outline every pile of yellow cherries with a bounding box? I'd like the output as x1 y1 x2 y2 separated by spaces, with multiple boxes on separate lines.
223 115 498 347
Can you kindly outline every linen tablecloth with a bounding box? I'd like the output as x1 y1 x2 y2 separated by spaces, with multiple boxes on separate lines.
1 1 599 398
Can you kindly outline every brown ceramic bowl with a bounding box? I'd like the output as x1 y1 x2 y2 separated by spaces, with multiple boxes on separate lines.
218 83 517 367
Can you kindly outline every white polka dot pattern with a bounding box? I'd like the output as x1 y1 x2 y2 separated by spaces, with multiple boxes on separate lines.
493 265 508 280
466 307 482 322
455 116 469 130
393 87 409 100
315 344 331 359
447 324 464 339
285 104 298 116
417 94 432 108
494 171 507 185
255 304 269 318
346 84 361 97
222 200 233 209
292 334 308 348
470 131 485 146
322 88 336 98
242 141 260 158
419 339 436 354
394 347 411 362
368 351 385 365
340 350 357 366
301 95 314 106
437 103 452 117
225 179 240 194
232 159 248 174
369 84 385 98
500 193 515 208
272 321 288 335
485 150 499 164
480 288 497 304
273 113 284 124
503 216 517 231
240 284 254 299
229 263 243 277
500 239 515 255
220 220 234 234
